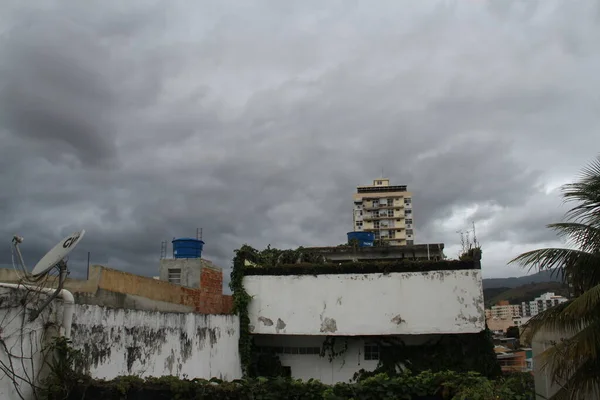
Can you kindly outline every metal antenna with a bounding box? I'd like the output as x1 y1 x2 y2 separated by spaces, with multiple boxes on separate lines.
28 260 68 322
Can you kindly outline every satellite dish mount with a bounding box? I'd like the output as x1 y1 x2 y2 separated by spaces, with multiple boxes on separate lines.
11 230 85 321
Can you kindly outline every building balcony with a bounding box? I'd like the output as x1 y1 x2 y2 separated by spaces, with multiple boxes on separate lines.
363 204 404 211
362 215 397 221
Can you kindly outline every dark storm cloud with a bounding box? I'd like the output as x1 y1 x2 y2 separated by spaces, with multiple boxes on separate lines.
1 0 599 288
0 15 119 168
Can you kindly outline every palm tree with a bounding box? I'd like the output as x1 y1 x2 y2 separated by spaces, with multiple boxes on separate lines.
509 156 600 400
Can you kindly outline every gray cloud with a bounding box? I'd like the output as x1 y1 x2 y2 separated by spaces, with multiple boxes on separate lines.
1 0 599 290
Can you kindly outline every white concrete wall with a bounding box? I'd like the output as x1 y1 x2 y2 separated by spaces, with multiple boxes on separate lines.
71 305 241 380
253 334 440 384
0 286 63 400
244 269 484 335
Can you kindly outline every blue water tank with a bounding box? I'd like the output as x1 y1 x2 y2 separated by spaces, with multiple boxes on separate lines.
172 238 204 259
347 231 375 247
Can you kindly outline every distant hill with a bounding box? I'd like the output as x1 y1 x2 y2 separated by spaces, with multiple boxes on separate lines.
483 281 569 308
482 269 562 289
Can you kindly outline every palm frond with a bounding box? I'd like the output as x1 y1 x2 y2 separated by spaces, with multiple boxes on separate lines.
508 247 591 275
548 355 600 400
509 248 600 292
563 283 600 319
540 320 600 377
523 302 581 340
547 223 600 253
561 156 600 226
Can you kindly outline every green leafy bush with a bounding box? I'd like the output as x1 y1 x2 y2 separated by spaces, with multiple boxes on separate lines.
58 371 534 400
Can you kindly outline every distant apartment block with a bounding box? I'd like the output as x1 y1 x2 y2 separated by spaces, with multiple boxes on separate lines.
485 300 522 320
352 179 413 246
521 292 568 317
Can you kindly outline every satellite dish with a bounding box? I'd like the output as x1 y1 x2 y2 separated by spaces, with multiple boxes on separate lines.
31 230 85 276
10 229 86 322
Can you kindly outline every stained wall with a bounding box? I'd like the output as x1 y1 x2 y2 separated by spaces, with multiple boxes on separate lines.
70 305 241 380
0 286 63 400
244 269 485 336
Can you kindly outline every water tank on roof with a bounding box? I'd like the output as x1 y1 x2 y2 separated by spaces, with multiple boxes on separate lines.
172 238 204 259
347 231 375 247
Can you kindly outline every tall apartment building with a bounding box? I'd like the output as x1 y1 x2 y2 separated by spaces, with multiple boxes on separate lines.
352 179 413 246
521 292 568 317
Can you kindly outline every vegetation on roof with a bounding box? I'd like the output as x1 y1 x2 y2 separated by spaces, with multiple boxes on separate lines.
244 259 479 276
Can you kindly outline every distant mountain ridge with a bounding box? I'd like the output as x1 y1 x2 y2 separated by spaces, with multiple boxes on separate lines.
482 269 562 289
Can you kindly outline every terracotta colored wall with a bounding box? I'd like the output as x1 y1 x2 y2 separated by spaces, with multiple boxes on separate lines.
222 295 233 314
97 265 233 314
0 265 233 314
499 351 526 373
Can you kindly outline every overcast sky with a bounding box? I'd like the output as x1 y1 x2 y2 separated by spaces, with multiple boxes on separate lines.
1 0 599 290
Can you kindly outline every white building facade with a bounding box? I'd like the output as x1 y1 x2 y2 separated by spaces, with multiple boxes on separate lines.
243 263 485 383
521 292 568 317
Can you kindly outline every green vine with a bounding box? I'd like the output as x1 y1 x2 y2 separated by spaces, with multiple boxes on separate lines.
42 336 86 399
353 327 500 381
319 336 349 362
230 244 328 376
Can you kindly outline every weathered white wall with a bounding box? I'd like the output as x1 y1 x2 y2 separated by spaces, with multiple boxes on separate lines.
71 305 241 380
0 286 63 400
245 269 484 335
253 334 441 384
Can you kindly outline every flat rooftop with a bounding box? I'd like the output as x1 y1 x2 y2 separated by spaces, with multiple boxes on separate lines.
243 259 479 276
356 185 408 193
304 243 444 254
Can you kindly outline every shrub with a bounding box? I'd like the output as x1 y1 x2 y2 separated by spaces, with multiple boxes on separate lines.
58 370 535 400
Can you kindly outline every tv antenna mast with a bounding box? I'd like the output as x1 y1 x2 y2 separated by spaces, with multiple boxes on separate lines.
11 230 85 321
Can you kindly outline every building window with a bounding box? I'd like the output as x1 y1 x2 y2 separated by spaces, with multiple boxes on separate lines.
168 268 181 284
406 229 413 235
406 240 414 245
404 198 412 205
388 230 395 238
374 221 380 229
405 218 413 225
255 346 321 355
364 343 380 360
405 209 412 215
376 180 382 185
